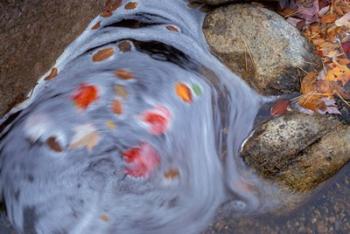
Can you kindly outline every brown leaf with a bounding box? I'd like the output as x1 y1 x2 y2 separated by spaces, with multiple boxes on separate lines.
125 2 138 10
44 67 58 81
164 168 180 180
117 40 132 52
92 48 115 62
91 22 101 30
47 137 63 152
115 69 134 80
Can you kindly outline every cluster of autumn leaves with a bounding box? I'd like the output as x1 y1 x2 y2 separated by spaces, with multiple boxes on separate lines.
279 0 350 114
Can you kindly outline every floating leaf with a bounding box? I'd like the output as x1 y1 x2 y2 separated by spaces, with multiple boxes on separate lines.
106 120 116 129
192 83 202 96
72 84 99 110
69 124 101 152
125 2 138 10
141 106 171 135
100 214 110 222
44 67 58 81
91 22 101 30
115 69 134 80
122 143 160 178
112 99 123 115
115 85 128 98
166 25 179 32
164 168 179 180
92 48 114 62
118 40 132 52
46 136 63 152
175 83 192 103
301 72 317 94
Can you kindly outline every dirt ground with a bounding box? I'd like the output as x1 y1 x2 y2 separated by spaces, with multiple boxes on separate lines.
0 1 349 233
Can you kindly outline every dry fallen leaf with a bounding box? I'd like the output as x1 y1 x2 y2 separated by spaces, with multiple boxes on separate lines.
69 124 101 152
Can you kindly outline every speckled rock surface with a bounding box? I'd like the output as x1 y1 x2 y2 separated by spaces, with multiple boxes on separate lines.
241 112 350 191
203 4 322 95
0 0 105 116
198 0 278 5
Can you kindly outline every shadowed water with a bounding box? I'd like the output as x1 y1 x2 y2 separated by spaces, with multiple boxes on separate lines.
0 1 282 233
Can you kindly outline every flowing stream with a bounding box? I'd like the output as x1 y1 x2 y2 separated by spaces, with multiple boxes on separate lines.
0 1 285 233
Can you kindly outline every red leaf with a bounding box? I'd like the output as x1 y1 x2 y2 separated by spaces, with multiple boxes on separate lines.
342 41 350 59
271 99 290 116
72 84 98 109
122 143 160 178
141 106 171 135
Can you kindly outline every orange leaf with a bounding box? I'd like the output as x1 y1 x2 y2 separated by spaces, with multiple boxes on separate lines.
301 72 317 94
325 64 350 85
299 94 326 112
112 99 123 115
115 69 134 80
92 48 114 62
72 84 99 109
175 83 192 103
320 14 337 24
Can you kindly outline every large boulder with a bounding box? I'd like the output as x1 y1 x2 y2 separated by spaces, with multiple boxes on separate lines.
0 0 105 116
241 112 350 191
203 4 321 95
198 0 279 5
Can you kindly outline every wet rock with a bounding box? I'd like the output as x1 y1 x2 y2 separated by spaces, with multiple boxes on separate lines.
241 112 350 191
203 4 321 95
276 126 350 191
0 0 105 116
199 0 278 5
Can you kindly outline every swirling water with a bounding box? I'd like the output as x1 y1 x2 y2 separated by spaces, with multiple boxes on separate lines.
0 1 282 233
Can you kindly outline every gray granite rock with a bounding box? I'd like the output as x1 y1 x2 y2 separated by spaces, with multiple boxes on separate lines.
203 4 321 95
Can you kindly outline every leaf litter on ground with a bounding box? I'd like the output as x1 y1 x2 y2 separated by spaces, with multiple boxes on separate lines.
278 0 350 116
